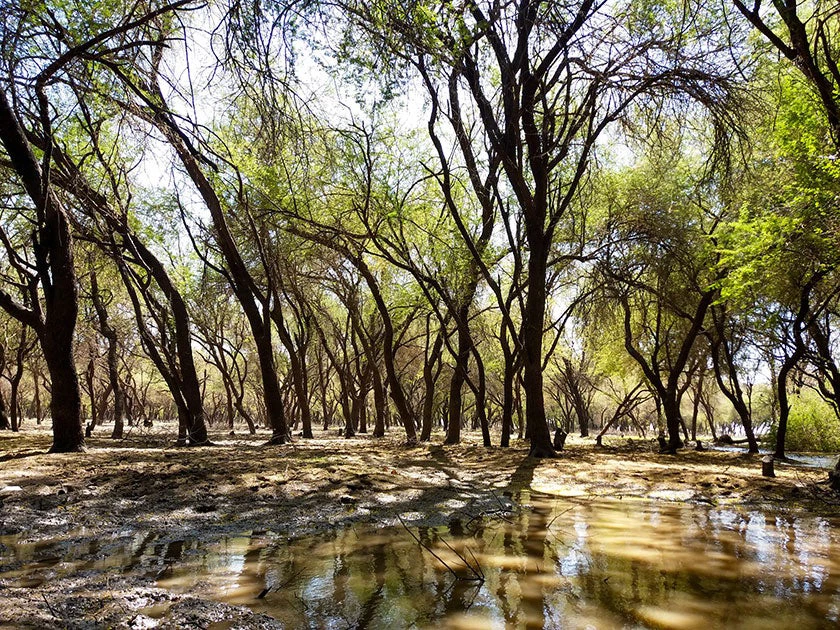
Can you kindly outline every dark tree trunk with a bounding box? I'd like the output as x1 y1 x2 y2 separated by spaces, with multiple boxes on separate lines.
84 357 97 437
708 308 759 453
42 332 84 453
0 88 83 453
90 272 126 440
33 373 43 425
273 310 313 439
370 365 386 437
522 239 555 457
774 274 819 459
129 239 208 445
352 256 417 444
140 81 289 444
9 326 30 432
0 394 9 430
775 352 801 460
420 327 445 442
661 393 685 453
445 368 465 444
499 345 517 447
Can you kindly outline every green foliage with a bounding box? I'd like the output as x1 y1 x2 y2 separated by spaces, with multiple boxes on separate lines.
716 71 840 307
768 391 840 452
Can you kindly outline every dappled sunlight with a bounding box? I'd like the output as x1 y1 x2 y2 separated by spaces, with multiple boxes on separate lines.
2 430 839 627
4 491 838 628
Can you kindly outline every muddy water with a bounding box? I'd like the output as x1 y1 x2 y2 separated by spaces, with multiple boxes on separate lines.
2 493 839 629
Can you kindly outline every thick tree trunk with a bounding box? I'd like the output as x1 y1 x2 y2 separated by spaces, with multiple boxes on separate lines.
445 363 465 444
522 242 555 458
370 365 386 437
0 88 83 453
41 330 84 453
251 321 289 444
661 393 684 453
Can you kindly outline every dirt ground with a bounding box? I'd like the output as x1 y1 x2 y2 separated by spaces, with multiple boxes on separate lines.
1 425 838 629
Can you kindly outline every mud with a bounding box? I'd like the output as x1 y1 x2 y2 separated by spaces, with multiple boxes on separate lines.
1 426 838 628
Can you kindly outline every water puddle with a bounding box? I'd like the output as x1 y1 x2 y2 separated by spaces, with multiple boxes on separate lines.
710 447 840 471
2 493 839 628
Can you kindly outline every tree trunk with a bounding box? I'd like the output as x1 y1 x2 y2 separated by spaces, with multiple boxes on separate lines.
90 272 126 440
661 392 685 453
522 240 555 457
33 373 43 425
0 394 9 430
41 330 84 452
352 256 417 444
0 88 83 453
273 311 313 439
128 239 209 445
84 357 97 437
145 84 288 444
500 346 516 447
420 327 444 442
775 353 800 460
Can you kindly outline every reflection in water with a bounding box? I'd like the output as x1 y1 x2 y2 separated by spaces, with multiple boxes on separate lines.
1 495 839 629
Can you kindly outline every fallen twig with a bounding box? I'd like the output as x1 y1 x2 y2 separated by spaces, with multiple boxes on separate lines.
396 514 484 582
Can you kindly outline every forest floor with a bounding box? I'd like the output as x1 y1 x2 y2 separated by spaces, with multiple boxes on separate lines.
1 425 839 628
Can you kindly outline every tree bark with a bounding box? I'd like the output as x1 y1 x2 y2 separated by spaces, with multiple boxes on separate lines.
90 272 126 440
522 238 555 457
0 89 83 453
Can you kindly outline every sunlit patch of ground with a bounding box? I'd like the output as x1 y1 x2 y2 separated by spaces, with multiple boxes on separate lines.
0 424 837 627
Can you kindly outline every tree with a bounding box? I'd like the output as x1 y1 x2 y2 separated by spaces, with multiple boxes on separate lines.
0 87 83 452
323 0 743 456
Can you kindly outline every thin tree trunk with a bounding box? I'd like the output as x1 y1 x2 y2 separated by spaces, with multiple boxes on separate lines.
90 272 126 440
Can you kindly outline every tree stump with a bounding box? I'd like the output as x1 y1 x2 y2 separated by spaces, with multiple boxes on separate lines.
762 455 775 478
595 435 603 447
553 428 568 451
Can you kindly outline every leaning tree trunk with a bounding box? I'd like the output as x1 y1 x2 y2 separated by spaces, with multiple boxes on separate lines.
0 89 83 453
141 81 288 444
273 312 313 439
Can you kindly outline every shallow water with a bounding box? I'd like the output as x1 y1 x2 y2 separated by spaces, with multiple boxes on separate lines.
710 446 839 470
2 493 839 629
